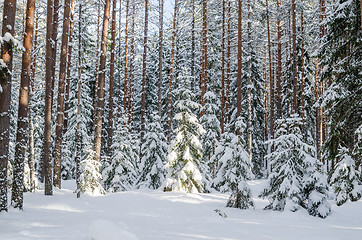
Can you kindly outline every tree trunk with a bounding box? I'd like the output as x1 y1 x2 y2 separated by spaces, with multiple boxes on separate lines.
225 0 231 125
43 0 57 196
28 10 39 192
140 0 149 142
128 0 135 129
237 0 242 119
301 0 305 136
200 0 208 116
191 0 195 91
54 0 72 189
117 0 122 119
168 0 178 142
108 0 117 155
63 0 75 135
124 0 130 117
0 0 17 211
291 0 297 114
247 0 252 164
276 0 282 119
158 0 163 118
266 0 274 152
94 0 111 163
12 0 36 210
75 2 82 199
221 0 225 134
94 2 101 126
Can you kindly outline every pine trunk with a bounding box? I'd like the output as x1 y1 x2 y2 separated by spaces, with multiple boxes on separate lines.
291 0 297 114
108 0 117 154
301 1 305 136
225 0 231 125
276 0 282 119
266 0 274 148
12 0 36 210
200 0 208 116
221 0 226 134
124 0 130 118
94 0 111 163
43 0 56 196
237 0 242 119
75 2 82 198
247 0 252 164
0 0 17 211
63 0 75 135
28 10 39 192
54 0 72 189
158 0 163 118
168 0 178 142
141 0 149 142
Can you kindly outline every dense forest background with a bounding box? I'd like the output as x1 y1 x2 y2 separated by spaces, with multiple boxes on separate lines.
0 0 361 217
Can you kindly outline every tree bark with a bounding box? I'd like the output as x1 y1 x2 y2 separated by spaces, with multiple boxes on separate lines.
54 0 72 189
124 0 130 117
94 0 111 163
63 0 75 135
158 0 164 118
141 0 149 142
200 0 208 116
12 0 36 210
291 0 297 114
237 0 242 119
168 0 178 142
0 0 17 211
108 0 117 155
225 0 231 125
75 2 82 199
266 0 274 150
276 0 282 119
301 0 305 136
43 0 57 195
221 0 225 134
128 0 135 129
247 0 252 164
28 10 39 192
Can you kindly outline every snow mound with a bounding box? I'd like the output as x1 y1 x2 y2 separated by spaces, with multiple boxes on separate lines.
87 219 138 240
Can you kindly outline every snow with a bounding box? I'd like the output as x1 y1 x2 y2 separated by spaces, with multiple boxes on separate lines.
1 180 362 240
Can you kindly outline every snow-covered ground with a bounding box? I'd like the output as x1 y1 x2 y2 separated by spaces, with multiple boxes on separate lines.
1 180 361 240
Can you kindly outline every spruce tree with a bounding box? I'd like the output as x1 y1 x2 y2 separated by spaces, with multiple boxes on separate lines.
138 113 168 189
102 118 139 192
163 68 205 193
330 147 362 206
212 117 254 209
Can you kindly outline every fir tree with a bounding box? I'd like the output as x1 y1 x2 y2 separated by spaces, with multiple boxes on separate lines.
137 113 168 189
330 146 362 206
163 69 205 193
261 115 330 217
102 118 139 192
79 148 105 196
212 117 254 209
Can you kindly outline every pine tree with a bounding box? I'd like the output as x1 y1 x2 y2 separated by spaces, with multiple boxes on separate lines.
12 0 36 209
163 68 205 193
0 0 18 211
138 113 168 189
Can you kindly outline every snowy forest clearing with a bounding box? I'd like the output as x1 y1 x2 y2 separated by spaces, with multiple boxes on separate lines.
1 180 361 240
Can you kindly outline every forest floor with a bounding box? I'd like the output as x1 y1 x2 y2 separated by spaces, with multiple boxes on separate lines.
0 180 361 240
